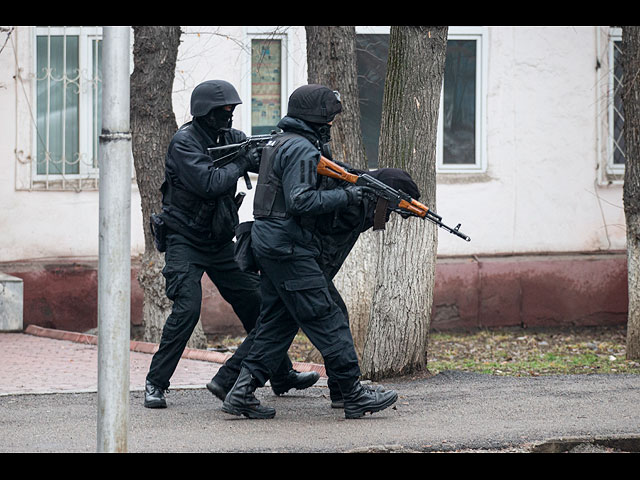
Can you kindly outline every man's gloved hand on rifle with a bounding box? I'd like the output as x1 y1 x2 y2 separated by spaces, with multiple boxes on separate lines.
344 185 376 206
235 146 262 174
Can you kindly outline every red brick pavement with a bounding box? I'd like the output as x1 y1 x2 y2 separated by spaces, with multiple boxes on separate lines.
0 326 326 396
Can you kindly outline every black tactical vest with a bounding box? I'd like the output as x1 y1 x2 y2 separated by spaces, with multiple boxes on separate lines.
159 123 240 245
253 132 302 219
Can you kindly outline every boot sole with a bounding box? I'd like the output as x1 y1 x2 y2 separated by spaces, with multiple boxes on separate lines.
221 402 276 419
143 399 167 409
344 392 398 419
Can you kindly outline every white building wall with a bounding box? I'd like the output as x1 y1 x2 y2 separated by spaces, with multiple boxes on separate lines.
0 26 627 264
436 26 625 256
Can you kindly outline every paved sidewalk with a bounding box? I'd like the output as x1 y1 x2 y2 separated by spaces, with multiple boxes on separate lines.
2 326 640 453
0 325 326 396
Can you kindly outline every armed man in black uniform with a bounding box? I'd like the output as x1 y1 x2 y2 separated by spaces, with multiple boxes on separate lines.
221 84 399 419
144 80 319 408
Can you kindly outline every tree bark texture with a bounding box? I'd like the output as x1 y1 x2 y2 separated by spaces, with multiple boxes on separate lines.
622 26 640 359
305 26 367 168
130 26 206 348
305 26 375 360
362 26 448 380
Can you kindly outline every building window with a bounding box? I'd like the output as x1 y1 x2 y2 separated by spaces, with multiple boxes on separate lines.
441 38 478 167
355 26 486 173
355 32 388 169
609 29 625 171
34 26 102 184
250 37 284 135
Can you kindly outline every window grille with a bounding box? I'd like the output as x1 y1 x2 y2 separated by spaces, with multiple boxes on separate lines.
596 26 626 184
26 26 103 191
610 34 625 169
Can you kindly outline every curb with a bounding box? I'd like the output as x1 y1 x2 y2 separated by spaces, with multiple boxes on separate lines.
23 324 327 378
529 434 640 453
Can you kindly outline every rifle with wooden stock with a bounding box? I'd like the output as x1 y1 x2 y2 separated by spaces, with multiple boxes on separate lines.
209 134 471 242
317 155 471 242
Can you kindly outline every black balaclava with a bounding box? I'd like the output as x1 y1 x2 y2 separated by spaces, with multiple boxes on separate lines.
308 122 333 158
202 106 235 133
309 122 332 144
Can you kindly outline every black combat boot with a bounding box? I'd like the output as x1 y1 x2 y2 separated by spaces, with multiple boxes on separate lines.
270 369 320 396
206 378 228 402
341 379 397 419
221 367 276 419
144 380 167 409
330 382 387 409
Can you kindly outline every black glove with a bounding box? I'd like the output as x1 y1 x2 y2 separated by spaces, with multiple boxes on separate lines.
344 185 364 205
360 186 377 202
244 146 262 174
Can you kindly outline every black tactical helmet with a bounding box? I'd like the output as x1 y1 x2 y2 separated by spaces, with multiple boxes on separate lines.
190 80 242 117
287 84 342 124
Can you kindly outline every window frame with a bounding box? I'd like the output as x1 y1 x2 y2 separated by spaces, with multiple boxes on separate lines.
436 26 488 174
355 26 487 174
606 27 625 178
32 26 102 183
242 28 291 136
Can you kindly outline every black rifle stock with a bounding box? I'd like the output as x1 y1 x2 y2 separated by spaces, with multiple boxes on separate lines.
208 134 274 190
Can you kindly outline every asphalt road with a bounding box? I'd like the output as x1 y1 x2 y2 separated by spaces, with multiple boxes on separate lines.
2 371 639 453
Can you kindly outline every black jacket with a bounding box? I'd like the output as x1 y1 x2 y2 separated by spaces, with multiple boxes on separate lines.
250 116 422 278
251 116 369 264
160 118 247 246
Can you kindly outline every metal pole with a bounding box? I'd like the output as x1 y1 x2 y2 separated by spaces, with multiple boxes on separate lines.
97 26 132 453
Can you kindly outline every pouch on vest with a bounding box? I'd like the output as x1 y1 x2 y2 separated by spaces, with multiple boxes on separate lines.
210 194 239 244
233 221 258 273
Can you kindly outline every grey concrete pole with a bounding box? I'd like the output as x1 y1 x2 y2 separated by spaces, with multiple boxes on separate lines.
97 26 132 453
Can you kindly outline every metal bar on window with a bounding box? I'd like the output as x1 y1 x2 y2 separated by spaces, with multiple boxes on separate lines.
45 27 51 188
32 26 103 190
62 27 67 188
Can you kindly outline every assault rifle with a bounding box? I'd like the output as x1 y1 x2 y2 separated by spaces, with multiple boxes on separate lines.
208 134 471 242
317 156 471 242
208 133 275 190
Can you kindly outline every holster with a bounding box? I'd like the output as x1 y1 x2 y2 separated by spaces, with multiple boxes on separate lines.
234 221 258 272
149 213 168 252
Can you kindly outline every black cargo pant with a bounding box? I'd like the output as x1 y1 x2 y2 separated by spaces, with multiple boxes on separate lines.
146 234 275 391
241 254 361 392
213 318 294 391
214 267 349 397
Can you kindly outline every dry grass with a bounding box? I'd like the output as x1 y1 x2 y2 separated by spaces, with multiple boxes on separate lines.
427 326 640 376
210 326 640 377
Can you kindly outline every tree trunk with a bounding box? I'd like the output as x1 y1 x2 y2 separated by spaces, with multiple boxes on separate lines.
361 26 448 380
130 26 207 349
305 26 375 360
622 26 640 360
